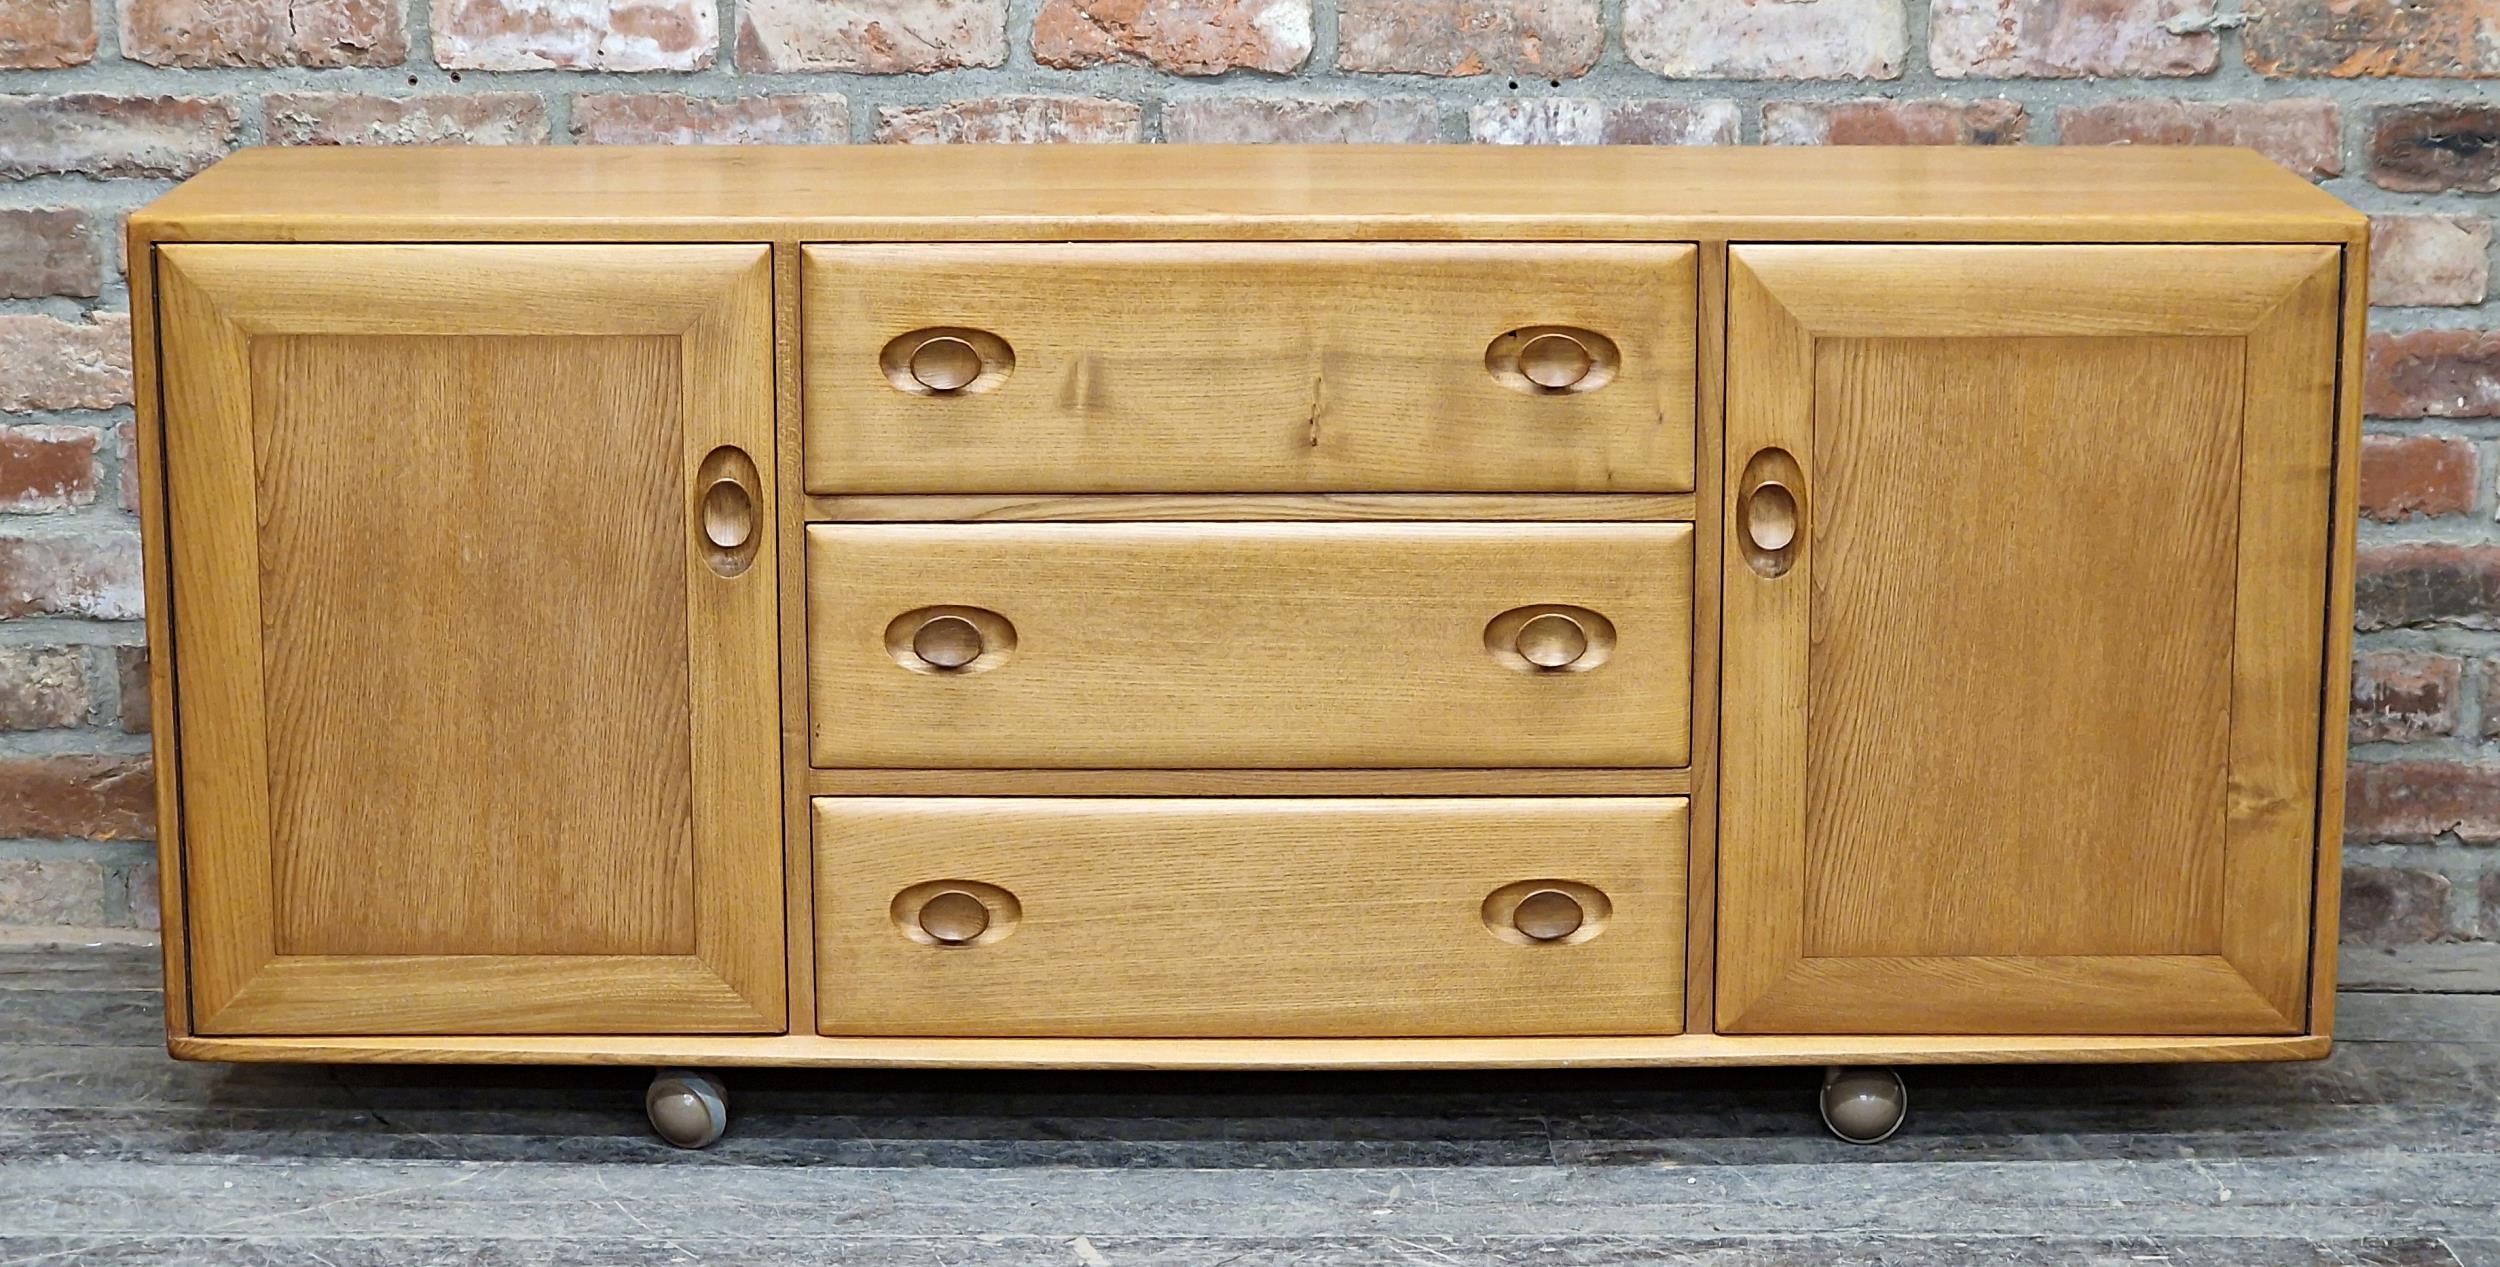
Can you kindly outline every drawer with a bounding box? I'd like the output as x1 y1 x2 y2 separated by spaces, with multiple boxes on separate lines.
806 522 1692 769
801 243 1697 495
814 797 1687 1037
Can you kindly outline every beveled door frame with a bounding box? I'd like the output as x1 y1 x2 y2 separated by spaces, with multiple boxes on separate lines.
157 243 785 1036
1717 243 2341 1036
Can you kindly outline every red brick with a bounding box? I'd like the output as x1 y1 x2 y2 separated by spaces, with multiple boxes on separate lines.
736 0 1005 71
2058 98 2343 179
1763 98 2026 145
2339 865 2455 946
0 646 90 730
266 92 551 146
1625 0 1903 78
2370 214 2492 307
1163 97 1442 144
2369 104 2500 193
2350 649 2462 742
1035 0 1310 73
0 425 101 513
0 755 153 840
1930 0 2214 77
120 0 407 67
1340 0 1603 77
0 315 132 414
2359 434 2478 521
1469 98 1738 146
572 93 848 144
2366 330 2500 420
2355 543 2500 631
0 858 108 925
873 96 1141 144
434 0 715 68
2346 759 2500 842
0 210 101 300
0 533 144 620
115 645 149 734
0 0 96 67
2247 0 2500 78
0 95 238 180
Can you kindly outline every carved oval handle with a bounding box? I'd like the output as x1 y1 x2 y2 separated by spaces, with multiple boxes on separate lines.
892 879 1021 947
693 446 761 579
885 605 1017 674
1513 612 1590 669
911 614 985 669
1510 888 1586 941
907 337 983 392
1739 447 1807 579
1485 326 1619 395
1518 332 1595 390
881 328 1014 396
1481 879 1611 946
1485 605 1615 674
917 889 992 944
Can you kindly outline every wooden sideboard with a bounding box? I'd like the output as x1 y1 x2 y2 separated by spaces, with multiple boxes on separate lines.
128 145 2364 1145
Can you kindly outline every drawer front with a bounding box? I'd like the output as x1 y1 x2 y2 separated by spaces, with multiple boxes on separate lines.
814 797 1687 1037
801 243 1697 494
806 522 1693 769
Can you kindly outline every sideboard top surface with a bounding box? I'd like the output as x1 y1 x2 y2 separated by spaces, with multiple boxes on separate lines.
133 144 2362 244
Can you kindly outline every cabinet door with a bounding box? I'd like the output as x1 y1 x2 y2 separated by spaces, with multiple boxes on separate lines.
1718 245 2341 1036
158 244 783 1036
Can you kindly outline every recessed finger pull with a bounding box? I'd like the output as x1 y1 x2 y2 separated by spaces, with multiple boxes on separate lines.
1739 447 1807 579
892 880 1020 947
692 445 762 579
1482 879 1611 946
1486 326 1620 395
1486 605 1615 673
885 606 1016 674
912 614 984 669
882 328 1014 396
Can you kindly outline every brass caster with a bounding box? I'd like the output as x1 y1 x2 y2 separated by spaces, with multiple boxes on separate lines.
1819 1066 1906 1144
646 1068 728 1149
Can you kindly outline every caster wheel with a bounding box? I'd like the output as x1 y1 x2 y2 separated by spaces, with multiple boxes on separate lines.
1819 1066 1906 1144
646 1068 728 1149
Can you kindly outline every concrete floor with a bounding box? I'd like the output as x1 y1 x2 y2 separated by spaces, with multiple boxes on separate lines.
2 946 2496 1265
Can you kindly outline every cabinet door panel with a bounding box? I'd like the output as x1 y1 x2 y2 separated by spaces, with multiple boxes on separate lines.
1718 244 2341 1036
158 244 784 1036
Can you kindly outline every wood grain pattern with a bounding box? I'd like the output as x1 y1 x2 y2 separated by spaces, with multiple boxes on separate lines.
1716 244 2341 1037
129 146 2361 245
806 522 1693 769
156 243 784 1036
803 493 1699 523
802 243 1696 495
803 768 1693 797
814 798 1686 1038
169 1030 2334 1068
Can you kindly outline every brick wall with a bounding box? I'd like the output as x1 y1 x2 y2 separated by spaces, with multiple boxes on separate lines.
2 0 2497 980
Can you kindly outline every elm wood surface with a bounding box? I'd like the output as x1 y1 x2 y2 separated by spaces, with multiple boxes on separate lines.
1716 243 2342 1037
153 243 784 1036
805 521 1693 769
803 243 1696 495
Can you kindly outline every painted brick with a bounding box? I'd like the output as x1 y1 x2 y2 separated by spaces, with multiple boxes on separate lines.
0 210 101 300
116 645 149 734
120 0 407 67
0 425 101 513
0 0 96 68
2350 649 2462 742
2247 0 2500 78
1034 0 1311 74
2355 543 2500 631
2057 98 2344 179
1624 0 1905 80
1470 98 1739 146
0 533 144 621
1929 0 2214 78
266 92 552 146
0 646 91 730
572 93 849 144
1338 0 1602 78
2340 866 2456 946
433 0 715 70
1763 98 2027 145
873 96 1141 144
2366 330 2500 420
736 0 1006 72
0 315 132 414
0 858 107 926
0 755 154 840
0 95 238 180
1164 97 1442 144
2370 214 2492 307
2359 434 2478 521
2369 103 2500 193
